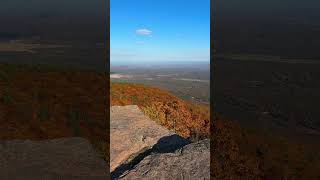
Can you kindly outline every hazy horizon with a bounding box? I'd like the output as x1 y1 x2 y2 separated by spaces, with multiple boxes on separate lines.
111 59 209 65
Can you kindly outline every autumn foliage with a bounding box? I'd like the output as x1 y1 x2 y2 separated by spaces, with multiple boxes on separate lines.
0 63 107 151
110 82 210 140
212 114 320 179
3 63 319 178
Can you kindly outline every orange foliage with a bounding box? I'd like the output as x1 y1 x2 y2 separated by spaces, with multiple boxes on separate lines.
110 82 210 139
212 114 320 179
0 63 107 143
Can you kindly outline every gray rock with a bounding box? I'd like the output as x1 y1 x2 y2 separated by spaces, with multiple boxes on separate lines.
110 105 209 180
120 139 210 180
0 137 108 180
110 105 179 172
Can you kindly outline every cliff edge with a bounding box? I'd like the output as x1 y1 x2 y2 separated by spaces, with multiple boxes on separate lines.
110 105 210 180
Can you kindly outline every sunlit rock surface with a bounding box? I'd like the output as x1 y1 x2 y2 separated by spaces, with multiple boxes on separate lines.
110 105 209 180
110 105 178 172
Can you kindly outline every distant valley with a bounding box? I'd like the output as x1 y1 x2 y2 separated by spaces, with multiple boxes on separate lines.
110 64 210 104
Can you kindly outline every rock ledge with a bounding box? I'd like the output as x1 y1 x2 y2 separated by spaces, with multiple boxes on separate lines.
110 105 210 180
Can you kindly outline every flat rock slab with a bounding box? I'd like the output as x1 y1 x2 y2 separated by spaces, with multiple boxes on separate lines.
0 137 108 180
120 139 210 180
110 105 175 172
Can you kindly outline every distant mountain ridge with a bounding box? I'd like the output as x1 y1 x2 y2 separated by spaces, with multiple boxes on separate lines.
111 61 210 70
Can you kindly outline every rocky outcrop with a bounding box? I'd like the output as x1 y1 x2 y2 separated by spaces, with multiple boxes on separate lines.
120 139 210 180
110 105 210 180
110 105 188 172
0 137 107 180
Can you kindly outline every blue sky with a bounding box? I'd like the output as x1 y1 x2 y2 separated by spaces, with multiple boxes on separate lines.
110 0 210 65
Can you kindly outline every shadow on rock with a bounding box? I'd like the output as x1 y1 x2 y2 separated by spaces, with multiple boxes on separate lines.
152 134 190 153
111 134 190 180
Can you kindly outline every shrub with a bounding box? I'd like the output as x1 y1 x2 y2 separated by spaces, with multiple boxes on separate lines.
141 105 165 125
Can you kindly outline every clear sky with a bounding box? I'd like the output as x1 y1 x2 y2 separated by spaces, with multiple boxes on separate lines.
110 0 210 65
